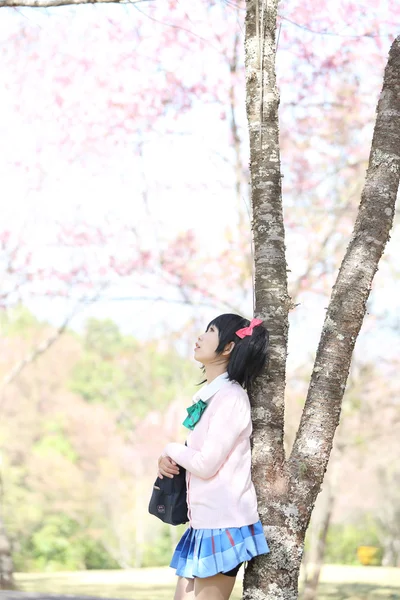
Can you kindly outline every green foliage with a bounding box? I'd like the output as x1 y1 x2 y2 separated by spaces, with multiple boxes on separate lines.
142 524 187 568
325 515 382 565
68 317 196 420
0 305 41 335
84 318 126 359
68 353 129 406
2 310 197 573
142 530 172 568
82 538 120 570
33 421 78 462
13 515 119 572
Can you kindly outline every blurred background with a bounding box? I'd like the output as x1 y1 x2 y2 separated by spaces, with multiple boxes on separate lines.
0 0 399 597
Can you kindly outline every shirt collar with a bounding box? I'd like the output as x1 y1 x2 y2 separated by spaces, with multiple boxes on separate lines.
192 372 230 404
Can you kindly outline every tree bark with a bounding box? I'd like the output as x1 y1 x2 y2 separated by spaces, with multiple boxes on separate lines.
244 0 293 597
289 32 400 523
302 479 335 600
0 457 15 590
0 517 15 590
244 0 400 593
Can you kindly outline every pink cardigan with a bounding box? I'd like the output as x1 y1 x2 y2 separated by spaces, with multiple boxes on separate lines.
163 378 260 529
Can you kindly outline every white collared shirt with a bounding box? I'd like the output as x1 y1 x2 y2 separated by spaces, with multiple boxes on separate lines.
192 372 230 404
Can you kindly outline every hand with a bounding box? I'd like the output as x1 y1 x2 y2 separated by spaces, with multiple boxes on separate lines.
158 455 180 479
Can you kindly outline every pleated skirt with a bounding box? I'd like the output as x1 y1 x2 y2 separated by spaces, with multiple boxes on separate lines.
170 520 269 579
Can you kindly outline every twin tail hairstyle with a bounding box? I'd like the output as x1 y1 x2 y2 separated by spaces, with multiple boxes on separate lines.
203 313 269 391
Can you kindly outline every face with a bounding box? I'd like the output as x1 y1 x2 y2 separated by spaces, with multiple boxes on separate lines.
194 323 221 365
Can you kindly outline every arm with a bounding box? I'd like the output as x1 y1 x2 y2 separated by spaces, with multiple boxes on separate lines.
163 390 250 479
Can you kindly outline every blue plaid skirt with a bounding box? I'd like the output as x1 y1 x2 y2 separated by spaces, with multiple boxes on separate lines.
170 520 269 579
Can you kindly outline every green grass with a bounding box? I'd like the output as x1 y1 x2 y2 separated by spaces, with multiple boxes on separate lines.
15 565 400 599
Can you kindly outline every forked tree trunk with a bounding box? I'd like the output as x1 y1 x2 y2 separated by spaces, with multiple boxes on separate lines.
244 0 400 596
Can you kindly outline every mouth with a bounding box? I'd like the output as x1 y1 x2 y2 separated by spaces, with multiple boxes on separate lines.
194 344 200 351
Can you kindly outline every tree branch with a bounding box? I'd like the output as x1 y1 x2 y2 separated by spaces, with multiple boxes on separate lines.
289 36 400 508
0 0 150 6
0 285 108 403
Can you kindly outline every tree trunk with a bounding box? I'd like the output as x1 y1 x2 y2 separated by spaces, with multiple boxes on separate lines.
244 0 294 597
288 28 400 538
0 517 15 591
302 481 335 600
244 0 400 594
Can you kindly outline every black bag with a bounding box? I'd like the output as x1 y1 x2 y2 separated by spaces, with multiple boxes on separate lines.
148 465 188 526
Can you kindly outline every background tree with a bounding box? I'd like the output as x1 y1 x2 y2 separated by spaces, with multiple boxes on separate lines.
0 311 196 573
0 223 235 588
301 358 400 598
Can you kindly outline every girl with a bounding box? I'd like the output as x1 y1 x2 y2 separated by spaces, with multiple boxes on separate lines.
158 313 270 600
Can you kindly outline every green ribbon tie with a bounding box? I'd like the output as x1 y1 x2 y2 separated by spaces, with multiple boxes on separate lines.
182 399 208 430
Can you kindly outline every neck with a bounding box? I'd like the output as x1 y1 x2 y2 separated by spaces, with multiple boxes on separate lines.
204 364 228 384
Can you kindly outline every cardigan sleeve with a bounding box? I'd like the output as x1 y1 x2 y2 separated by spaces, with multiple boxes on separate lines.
163 389 250 479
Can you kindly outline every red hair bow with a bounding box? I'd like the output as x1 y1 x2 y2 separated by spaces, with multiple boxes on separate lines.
235 318 263 339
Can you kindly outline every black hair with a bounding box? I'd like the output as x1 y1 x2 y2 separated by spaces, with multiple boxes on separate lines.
202 313 269 391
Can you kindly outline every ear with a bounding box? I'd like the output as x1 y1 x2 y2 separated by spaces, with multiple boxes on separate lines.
222 342 235 356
